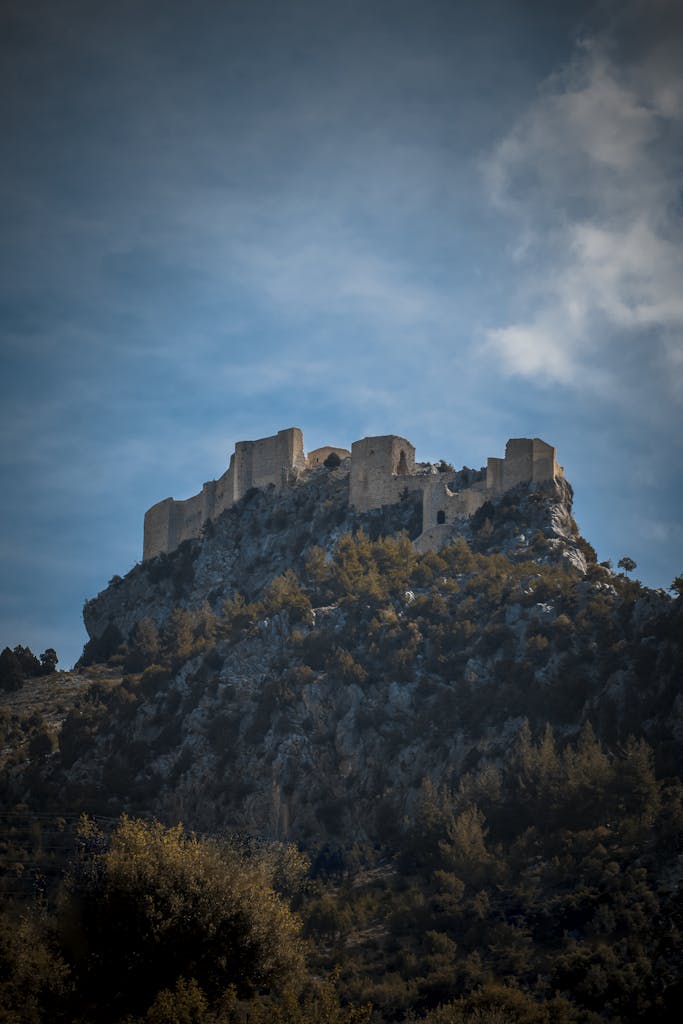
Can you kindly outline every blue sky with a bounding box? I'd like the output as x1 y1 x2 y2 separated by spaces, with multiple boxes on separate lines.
1 0 681 669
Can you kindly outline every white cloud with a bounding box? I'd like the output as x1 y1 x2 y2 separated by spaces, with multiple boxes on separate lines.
482 3 683 397
485 321 575 381
567 219 683 329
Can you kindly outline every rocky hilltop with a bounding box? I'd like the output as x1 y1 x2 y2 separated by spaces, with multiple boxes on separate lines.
83 460 587 655
4 447 683 1023
7 457 678 847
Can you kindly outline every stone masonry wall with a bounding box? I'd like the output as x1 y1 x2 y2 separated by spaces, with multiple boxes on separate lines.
417 439 562 540
307 446 351 467
233 428 306 495
143 428 305 560
488 438 563 494
143 428 563 561
349 435 417 512
421 475 488 533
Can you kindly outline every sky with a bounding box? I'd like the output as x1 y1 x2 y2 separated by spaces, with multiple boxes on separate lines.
1 0 682 669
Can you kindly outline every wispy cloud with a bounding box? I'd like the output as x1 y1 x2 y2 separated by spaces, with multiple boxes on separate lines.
482 1 683 402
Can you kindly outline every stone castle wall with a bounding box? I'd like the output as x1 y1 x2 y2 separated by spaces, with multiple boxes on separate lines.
143 427 563 560
348 435 561 538
421 475 489 534
234 427 307 495
307 446 351 468
486 438 561 495
418 438 563 536
348 435 416 512
143 428 306 560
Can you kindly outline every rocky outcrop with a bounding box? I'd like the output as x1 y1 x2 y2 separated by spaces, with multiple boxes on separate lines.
83 466 422 651
83 468 586 653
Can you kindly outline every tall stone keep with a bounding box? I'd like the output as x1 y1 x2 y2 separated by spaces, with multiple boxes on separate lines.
486 438 562 494
349 435 416 513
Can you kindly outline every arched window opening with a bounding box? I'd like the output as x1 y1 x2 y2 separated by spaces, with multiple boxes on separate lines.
437 510 446 525
397 449 408 475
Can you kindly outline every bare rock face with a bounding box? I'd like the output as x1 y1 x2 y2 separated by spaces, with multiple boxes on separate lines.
454 477 588 573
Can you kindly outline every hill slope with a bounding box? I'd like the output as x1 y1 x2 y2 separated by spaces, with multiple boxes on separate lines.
3 460 683 1022
4 463 680 844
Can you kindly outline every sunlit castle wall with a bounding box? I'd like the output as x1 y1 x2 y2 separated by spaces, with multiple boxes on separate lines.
307 446 351 467
349 435 417 513
487 438 563 494
143 428 306 560
234 427 306 495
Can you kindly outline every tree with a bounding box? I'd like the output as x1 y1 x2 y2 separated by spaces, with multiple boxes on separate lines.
670 575 683 599
14 644 42 674
0 646 25 691
60 816 304 1021
0 905 69 1023
617 556 637 574
1 644 43 684
439 805 493 887
39 648 59 674
162 608 194 665
124 618 160 672
263 570 313 625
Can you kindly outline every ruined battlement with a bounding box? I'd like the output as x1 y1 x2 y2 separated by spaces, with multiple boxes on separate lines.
142 428 562 560
143 428 309 560
349 435 415 512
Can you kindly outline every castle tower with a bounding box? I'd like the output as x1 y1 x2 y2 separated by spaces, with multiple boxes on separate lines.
349 435 416 512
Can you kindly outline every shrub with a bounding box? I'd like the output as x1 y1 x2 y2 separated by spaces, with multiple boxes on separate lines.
61 817 305 1020
28 726 58 759
326 648 368 685
263 571 313 625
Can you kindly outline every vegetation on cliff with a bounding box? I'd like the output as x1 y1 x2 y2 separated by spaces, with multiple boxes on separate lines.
1 472 682 1021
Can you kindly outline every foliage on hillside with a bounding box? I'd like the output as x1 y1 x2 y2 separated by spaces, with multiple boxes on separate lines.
0 645 58 692
0 816 370 1024
4 530 681 829
81 467 424 665
306 723 683 1021
71 529 680 773
1 730 682 1021
2 522 683 1021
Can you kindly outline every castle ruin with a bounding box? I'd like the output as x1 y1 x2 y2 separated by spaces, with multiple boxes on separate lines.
143 428 563 561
